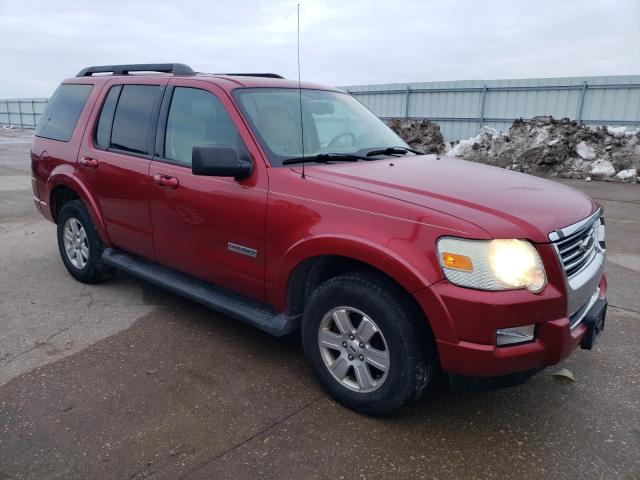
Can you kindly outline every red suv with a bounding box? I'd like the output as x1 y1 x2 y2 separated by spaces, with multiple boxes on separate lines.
31 64 607 416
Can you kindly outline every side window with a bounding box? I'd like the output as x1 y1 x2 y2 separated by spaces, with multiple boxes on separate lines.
35 84 93 142
95 86 121 149
110 85 160 155
164 87 244 166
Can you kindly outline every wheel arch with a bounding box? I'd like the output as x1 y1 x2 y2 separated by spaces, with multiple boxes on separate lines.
272 236 441 338
47 173 111 245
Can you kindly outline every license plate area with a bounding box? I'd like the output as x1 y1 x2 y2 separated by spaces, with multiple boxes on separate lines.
580 299 607 350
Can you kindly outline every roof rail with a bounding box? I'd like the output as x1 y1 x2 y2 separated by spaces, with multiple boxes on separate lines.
217 73 285 79
76 63 194 77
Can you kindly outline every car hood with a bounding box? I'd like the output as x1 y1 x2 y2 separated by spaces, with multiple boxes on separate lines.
303 155 597 242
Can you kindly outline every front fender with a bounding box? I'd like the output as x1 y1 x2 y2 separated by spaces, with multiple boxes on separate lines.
268 234 442 310
45 169 112 245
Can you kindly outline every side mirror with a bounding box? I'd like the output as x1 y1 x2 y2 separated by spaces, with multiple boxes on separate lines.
192 145 253 179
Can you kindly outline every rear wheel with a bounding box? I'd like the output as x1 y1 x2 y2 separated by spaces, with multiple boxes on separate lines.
302 271 433 416
57 200 115 283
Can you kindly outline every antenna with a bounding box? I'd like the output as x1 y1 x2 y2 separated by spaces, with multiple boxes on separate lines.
297 3 306 178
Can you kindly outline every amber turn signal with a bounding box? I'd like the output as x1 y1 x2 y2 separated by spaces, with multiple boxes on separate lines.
441 252 473 271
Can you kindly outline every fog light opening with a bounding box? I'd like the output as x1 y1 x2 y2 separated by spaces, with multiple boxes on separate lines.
496 325 535 346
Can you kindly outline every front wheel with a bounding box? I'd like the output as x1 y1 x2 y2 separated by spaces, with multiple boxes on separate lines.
302 272 433 416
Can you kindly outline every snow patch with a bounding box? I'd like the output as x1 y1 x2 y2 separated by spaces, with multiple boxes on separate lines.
447 127 497 157
590 159 615 177
440 116 640 181
616 168 637 180
575 141 596 160
385 119 448 154
390 115 639 183
606 126 626 138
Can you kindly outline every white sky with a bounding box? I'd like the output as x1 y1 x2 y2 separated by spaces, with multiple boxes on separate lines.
1 0 639 98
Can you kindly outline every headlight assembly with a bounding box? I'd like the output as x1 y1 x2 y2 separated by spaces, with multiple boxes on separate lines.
437 237 547 293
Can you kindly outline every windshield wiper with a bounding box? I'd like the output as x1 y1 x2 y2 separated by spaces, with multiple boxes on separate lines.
366 146 424 157
282 153 371 165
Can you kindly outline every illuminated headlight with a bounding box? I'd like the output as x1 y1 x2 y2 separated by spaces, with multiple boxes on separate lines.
437 237 547 293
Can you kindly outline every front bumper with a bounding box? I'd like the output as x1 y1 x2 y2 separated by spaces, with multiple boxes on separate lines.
414 273 607 378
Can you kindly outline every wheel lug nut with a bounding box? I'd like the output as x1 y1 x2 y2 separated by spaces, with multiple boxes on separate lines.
359 343 364 348
349 334 354 340
359 355 364 361
342 341 347 348
348 354 354 361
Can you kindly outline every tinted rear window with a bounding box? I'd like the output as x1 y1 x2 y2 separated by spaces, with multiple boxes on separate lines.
110 85 160 155
35 84 93 142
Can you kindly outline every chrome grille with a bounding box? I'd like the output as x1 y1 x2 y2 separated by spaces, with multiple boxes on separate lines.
549 207 606 322
551 211 603 278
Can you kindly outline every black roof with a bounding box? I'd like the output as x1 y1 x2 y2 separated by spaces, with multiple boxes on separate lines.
76 63 284 79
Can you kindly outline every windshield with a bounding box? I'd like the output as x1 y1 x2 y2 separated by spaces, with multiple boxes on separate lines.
233 88 409 166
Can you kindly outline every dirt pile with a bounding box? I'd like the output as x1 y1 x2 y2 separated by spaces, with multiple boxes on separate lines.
446 116 639 183
386 118 448 154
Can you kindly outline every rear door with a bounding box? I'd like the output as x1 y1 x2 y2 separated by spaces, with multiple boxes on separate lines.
77 78 167 259
147 80 268 301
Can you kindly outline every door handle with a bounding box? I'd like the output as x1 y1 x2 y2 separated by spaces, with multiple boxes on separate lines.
79 157 98 168
153 174 179 188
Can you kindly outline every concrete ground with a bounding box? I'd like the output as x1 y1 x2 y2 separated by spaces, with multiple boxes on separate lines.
0 130 638 480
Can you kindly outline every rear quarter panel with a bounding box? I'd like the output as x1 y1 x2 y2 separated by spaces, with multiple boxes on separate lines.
31 79 105 224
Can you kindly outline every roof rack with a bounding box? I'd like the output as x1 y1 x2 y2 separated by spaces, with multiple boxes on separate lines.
217 73 285 79
76 63 194 77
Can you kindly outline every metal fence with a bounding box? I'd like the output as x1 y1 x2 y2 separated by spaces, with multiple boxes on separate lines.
344 75 640 140
0 98 48 129
3 75 640 140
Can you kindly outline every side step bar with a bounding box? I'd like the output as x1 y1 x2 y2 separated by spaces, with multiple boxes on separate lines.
102 248 298 337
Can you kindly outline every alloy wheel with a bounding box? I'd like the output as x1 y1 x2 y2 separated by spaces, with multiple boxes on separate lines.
63 218 89 269
317 306 390 393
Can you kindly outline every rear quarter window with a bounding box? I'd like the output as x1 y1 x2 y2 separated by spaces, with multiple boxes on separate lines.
35 84 93 142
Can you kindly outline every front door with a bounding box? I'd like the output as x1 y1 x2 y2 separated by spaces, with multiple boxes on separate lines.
148 81 268 301
77 79 166 259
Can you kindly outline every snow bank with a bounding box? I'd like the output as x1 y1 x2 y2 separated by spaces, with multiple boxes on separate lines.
448 127 498 157
385 119 448 154
443 116 639 183
384 116 639 183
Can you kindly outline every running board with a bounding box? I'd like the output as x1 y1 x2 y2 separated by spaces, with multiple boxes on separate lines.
101 248 298 337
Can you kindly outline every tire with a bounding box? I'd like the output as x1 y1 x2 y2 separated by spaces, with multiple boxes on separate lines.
301 271 433 416
56 199 115 284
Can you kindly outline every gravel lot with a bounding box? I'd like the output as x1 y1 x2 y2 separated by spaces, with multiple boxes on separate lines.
1 130 639 480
